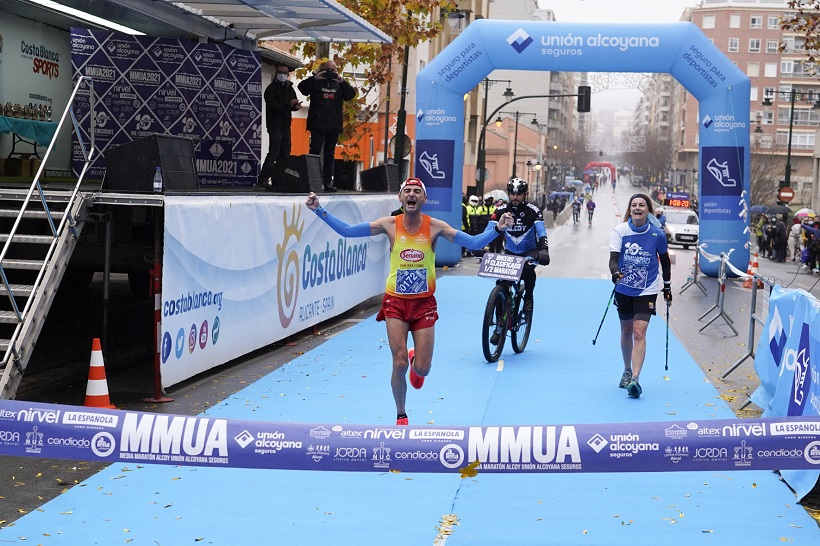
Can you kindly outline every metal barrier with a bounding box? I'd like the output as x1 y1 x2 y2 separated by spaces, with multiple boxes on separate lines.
679 248 707 295
697 250 738 335
721 272 775 379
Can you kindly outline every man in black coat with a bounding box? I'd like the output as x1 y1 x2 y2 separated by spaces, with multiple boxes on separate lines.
258 64 302 188
297 60 356 192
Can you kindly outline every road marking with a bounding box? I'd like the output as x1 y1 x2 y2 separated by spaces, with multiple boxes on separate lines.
496 359 504 372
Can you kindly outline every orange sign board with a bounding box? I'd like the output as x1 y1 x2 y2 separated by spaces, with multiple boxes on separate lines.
778 187 794 203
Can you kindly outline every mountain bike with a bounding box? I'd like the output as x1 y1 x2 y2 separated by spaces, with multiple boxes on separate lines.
478 254 536 363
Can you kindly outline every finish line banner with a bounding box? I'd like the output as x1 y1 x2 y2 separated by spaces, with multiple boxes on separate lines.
1 400 820 474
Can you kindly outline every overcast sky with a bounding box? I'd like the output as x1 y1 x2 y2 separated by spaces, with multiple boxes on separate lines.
541 0 701 110
544 0 699 24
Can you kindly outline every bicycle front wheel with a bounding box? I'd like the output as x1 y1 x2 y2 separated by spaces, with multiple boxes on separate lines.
482 285 508 362
511 294 532 353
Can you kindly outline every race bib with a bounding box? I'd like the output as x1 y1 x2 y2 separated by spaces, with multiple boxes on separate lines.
395 267 428 295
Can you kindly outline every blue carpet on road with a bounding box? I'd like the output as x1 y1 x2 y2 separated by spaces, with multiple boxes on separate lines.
1 277 817 545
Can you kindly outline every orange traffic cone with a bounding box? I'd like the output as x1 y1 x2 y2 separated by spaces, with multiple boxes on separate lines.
750 252 764 288
743 255 753 288
742 258 754 289
85 338 116 408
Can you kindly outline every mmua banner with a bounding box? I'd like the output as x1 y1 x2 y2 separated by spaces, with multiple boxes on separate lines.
751 286 820 501
160 195 394 387
1 399 819 474
415 20 749 277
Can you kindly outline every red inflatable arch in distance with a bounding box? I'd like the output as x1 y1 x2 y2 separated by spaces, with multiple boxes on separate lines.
583 162 616 182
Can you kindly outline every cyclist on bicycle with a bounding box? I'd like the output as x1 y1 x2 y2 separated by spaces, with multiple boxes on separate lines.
487 178 550 335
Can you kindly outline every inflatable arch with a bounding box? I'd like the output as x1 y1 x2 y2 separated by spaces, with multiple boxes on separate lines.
415 20 750 277
583 162 617 183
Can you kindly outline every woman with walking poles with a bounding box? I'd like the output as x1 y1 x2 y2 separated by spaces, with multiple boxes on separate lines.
608 194 672 398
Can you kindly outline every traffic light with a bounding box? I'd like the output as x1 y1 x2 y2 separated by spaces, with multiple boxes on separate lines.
577 85 591 113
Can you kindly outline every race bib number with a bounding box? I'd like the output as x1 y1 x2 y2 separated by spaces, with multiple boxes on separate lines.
621 265 648 289
396 267 428 295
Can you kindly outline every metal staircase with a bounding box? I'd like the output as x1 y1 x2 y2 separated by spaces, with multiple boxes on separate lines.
0 76 97 399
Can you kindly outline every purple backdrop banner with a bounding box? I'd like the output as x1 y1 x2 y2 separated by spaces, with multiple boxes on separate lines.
2 400 820 474
70 28 261 186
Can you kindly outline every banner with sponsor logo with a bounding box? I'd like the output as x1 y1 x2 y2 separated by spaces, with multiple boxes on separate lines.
1 400 819 474
751 286 820 500
159 195 394 387
0 14 72 163
70 28 261 186
416 20 749 274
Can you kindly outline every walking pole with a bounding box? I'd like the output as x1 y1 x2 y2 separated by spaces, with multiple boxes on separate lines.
665 300 670 371
592 286 617 345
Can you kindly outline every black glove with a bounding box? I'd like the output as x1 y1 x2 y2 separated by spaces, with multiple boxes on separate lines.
611 271 623 284
537 248 550 266
662 282 672 304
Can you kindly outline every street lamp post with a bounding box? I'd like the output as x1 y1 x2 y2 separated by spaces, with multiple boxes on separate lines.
476 79 513 197
495 111 538 178
477 90 587 197
761 90 820 197
690 168 698 209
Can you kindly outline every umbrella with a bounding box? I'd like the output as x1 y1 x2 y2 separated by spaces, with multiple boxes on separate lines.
794 208 816 218
749 204 768 214
766 204 791 216
483 189 507 201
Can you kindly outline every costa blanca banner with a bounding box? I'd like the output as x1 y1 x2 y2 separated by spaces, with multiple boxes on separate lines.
1 400 819 474
159 194 395 387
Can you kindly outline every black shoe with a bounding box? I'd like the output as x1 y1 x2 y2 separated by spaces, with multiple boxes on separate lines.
257 176 271 189
324 184 337 193
490 329 501 345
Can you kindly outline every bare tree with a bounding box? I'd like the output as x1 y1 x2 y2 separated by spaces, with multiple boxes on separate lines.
749 139 783 206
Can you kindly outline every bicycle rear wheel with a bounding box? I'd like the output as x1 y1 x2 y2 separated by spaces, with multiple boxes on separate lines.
511 292 532 353
482 285 508 362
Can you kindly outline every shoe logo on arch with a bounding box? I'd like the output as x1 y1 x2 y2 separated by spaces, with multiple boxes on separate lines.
507 29 533 53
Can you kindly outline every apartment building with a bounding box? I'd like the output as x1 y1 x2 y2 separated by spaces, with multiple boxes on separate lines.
487 1 578 192
671 0 819 205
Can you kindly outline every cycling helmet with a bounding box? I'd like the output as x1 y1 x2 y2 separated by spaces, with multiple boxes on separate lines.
468 195 480 205
507 177 528 194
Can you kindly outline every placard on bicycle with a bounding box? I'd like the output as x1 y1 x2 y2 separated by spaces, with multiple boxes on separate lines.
477 252 526 281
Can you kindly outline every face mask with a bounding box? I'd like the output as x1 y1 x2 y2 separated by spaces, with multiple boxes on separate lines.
276 74 288 83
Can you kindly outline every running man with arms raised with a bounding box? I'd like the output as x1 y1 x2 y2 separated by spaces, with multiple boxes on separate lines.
306 178 513 424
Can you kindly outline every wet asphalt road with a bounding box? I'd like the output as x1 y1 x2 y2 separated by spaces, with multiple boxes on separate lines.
2 178 819 527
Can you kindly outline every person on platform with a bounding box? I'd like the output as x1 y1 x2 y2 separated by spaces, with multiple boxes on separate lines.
609 193 672 399
305 178 513 425
297 60 357 193
258 64 302 188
